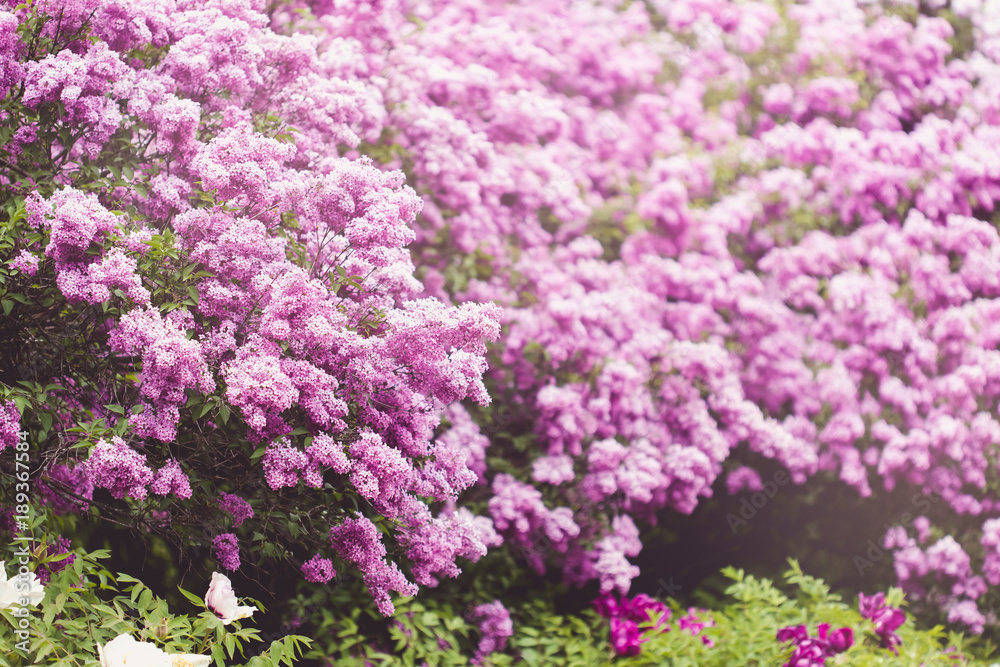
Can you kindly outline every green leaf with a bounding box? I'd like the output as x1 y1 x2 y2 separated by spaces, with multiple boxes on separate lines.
211 643 226 667
178 586 206 608
270 641 284 667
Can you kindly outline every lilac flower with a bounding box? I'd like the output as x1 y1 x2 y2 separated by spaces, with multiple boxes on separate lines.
301 555 336 584
468 600 513 665
37 463 93 515
84 437 154 501
0 400 20 452
36 536 75 585
212 534 241 572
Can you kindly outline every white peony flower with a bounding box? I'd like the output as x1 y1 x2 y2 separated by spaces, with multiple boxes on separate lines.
204 572 256 624
97 633 210 667
0 561 45 609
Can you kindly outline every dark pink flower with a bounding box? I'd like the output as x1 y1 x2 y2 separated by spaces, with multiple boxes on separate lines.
776 625 809 643
592 593 619 619
625 593 670 626
827 627 853 653
609 617 642 657
859 592 905 652
858 592 886 619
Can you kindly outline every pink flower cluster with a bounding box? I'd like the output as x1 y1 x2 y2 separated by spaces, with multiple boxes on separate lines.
3 0 504 615
37 463 93 515
329 514 418 615
83 437 193 502
776 624 853 666
467 600 513 665
219 493 254 528
352 0 1000 624
0 400 19 452
301 554 336 584
83 437 154 501
593 592 671 657
27 189 149 306
213 533 241 572
109 307 214 442
149 460 192 500
859 593 905 652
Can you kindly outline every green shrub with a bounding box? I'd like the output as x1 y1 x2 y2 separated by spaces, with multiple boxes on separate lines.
310 560 997 666
0 540 309 666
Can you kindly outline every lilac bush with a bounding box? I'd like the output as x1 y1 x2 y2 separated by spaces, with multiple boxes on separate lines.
1 0 500 618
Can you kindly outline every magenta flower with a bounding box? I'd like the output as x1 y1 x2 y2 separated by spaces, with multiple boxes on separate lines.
624 593 670 627
468 600 513 665
777 622 853 666
609 617 642 657
219 493 254 528
593 592 679 656
776 625 809 643
592 592 619 619
859 592 905 652
827 626 854 653
858 592 886 619
870 607 905 636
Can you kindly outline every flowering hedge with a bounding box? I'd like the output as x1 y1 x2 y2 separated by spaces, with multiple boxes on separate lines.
399 0 1000 634
5 0 1000 659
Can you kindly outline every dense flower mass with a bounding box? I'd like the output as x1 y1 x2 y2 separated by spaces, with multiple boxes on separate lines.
0 0 502 616
83 438 154 501
5 0 1000 641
